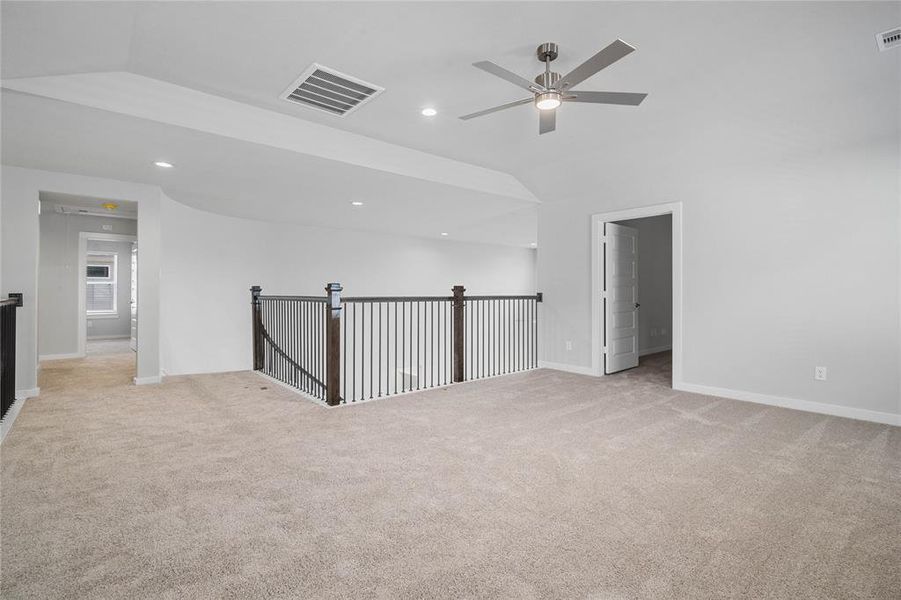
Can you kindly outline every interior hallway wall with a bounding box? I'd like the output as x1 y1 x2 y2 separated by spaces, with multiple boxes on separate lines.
615 215 672 355
38 210 136 357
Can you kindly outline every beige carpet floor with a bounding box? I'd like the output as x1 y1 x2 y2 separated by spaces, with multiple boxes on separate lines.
1 352 899 599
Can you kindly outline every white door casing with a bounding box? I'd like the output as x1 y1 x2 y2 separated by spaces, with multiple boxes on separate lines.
604 222 640 374
130 243 138 352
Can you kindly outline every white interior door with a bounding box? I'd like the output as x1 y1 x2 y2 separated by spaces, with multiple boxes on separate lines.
604 223 639 374
130 243 138 352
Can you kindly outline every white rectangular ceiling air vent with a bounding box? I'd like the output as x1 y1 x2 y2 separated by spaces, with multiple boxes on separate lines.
876 26 901 51
280 63 384 116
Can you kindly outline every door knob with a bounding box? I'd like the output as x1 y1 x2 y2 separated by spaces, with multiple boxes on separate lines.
634 303 641 308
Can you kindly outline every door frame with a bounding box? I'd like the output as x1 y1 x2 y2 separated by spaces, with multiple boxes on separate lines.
590 202 683 383
77 232 138 358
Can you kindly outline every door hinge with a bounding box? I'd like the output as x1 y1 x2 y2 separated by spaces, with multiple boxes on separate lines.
600 235 607 243
603 346 608 353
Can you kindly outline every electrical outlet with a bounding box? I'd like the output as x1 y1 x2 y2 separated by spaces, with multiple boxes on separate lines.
565 340 573 351
814 366 827 381
101 224 113 231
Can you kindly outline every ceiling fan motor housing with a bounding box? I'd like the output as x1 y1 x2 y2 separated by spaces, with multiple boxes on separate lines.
536 42 559 62
534 71 561 89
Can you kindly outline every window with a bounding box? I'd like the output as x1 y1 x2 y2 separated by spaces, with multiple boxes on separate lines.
86 253 117 315
86 265 110 278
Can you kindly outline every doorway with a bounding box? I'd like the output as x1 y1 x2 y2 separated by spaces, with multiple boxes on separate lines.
79 233 137 360
590 202 683 385
36 192 138 380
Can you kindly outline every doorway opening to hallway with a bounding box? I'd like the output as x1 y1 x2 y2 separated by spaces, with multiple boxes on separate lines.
37 192 138 383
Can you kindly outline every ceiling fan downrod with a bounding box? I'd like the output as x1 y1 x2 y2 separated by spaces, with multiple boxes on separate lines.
534 42 561 90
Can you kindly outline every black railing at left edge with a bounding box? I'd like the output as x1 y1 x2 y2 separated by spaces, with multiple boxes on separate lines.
252 284 542 407
1 293 23 420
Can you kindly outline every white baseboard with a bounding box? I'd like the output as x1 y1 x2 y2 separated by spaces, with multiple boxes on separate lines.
2 388 38 443
639 344 672 357
674 381 900 427
87 335 130 340
17 387 40 400
1 398 26 443
538 360 596 376
134 375 162 385
39 352 84 361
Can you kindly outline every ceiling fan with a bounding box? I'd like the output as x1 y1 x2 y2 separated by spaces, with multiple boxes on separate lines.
460 39 647 134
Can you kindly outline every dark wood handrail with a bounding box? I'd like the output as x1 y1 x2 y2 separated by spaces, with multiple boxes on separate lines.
343 295 453 303
464 294 543 301
258 295 327 302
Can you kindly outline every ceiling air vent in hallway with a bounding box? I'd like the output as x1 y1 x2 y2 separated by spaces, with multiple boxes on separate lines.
876 26 901 51
280 63 384 116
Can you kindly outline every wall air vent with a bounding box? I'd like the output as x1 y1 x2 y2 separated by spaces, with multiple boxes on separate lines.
876 26 901 51
280 63 384 117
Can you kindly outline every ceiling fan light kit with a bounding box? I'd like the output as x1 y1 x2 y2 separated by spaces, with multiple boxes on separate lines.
461 39 648 134
535 91 561 111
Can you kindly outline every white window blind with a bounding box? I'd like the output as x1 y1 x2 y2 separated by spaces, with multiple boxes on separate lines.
86 253 117 315
86 283 115 312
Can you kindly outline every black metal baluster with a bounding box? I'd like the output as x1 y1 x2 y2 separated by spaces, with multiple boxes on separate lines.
517 298 522 372
291 300 296 388
351 302 356 402
431 301 435 388
501 299 510 374
468 298 472 379
394 302 398 394
323 299 327 397
532 298 537 368
488 299 492 377
378 302 382 398
416 301 421 390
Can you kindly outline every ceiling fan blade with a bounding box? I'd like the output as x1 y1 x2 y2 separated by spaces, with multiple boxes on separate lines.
473 61 544 93
539 108 556 134
459 97 533 120
556 39 636 92
565 91 647 106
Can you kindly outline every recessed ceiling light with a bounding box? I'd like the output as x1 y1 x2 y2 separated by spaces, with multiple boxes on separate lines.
154 161 174 168
440 232 448 236
351 201 364 206
421 107 438 117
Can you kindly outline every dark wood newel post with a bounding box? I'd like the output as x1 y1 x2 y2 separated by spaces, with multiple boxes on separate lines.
325 283 343 406
250 286 263 371
452 285 465 383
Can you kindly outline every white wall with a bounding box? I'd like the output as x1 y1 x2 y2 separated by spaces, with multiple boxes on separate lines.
538 141 900 423
615 215 672 355
159 194 537 376
37 210 136 356
1 166 162 392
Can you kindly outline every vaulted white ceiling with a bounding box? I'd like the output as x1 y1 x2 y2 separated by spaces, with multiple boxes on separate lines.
2 1 898 246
